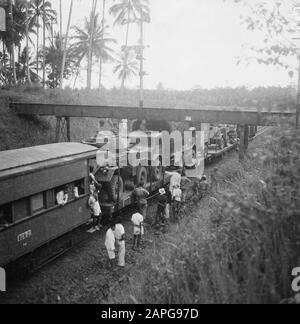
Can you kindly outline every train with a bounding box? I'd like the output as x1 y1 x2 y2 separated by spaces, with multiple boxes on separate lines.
0 143 97 267
0 123 257 268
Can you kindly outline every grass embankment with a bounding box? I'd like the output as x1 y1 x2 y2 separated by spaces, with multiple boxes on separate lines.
108 126 300 304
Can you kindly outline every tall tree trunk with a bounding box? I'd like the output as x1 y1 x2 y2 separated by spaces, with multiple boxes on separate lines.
98 0 106 90
26 1 31 84
87 0 98 90
139 16 144 108
59 0 63 46
8 0 16 85
42 0 46 87
60 0 74 89
125 10 130 49
121 74 125 95
36 16 39 78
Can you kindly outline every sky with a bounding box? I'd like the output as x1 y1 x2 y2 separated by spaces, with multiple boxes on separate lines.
51 0 298 90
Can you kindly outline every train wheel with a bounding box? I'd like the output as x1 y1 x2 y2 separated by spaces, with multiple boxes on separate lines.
136 166 148 186
108 175 124 202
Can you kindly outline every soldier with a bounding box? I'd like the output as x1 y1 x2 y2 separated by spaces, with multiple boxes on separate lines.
198 175 210 199
132 182 149 219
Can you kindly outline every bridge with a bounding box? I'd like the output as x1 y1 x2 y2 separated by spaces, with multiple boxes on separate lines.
9 101 296 159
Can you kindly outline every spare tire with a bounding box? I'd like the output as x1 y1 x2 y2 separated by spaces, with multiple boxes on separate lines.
136 166 148 186
108 175 124 202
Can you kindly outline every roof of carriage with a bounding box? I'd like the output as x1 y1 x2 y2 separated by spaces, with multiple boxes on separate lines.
0 142 97 174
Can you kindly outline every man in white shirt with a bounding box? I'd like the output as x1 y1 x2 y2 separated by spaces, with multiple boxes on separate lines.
172 184 182 221
105 223 116 268
56 187 69 206
169 171 182 196
131 211 144 251
87 193 102 233
114 218 126 268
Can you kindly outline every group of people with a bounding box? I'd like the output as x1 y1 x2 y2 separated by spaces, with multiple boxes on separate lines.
104 210 145 269
89 170 210 269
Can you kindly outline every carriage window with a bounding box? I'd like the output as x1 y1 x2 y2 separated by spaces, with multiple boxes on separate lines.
13 198 30 222
31 193 46 214
74 179 85 197
0 204 12 225
46 190 55 209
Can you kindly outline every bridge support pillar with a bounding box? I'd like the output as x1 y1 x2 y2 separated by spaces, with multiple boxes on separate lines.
55 117 71 142
239 125 246 161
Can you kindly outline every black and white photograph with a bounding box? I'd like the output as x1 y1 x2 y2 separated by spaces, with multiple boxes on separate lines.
0 0 300 307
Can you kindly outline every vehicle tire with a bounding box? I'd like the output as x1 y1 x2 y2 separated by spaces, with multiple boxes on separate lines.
136 166 148 186
151 160 163 181
108 175 124 203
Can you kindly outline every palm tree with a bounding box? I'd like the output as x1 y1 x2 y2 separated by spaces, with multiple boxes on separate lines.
44 33 76 88
71 12 116 89
0 0 33 85
98 0 106 90
113 50 138 91
16 46 39 84
28 0 56 77
60 0 74 88
109 0 150 50
8 0 17 85
87 0 98 90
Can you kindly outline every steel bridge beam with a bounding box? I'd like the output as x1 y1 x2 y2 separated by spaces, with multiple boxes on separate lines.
10 102 295 126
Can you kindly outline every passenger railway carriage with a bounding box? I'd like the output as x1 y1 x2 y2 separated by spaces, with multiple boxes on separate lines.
0 143 98 267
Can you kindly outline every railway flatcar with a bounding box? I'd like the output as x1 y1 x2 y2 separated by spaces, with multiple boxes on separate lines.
0 143 98 267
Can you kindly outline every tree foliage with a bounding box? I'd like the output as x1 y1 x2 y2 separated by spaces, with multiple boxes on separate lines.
230 0 299 77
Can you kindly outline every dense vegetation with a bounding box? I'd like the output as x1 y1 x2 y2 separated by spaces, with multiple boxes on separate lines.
1 85 297 109
0 0 150 90
108 126 300 304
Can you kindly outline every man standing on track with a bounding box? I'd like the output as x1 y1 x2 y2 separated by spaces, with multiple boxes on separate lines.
156 188 168 227
172 184 182 221
198 175 210 199
114 218 126 268
169 171 182 197
88 192 102 233
132 182 149 220
131 210 144 251
105 223 116 269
